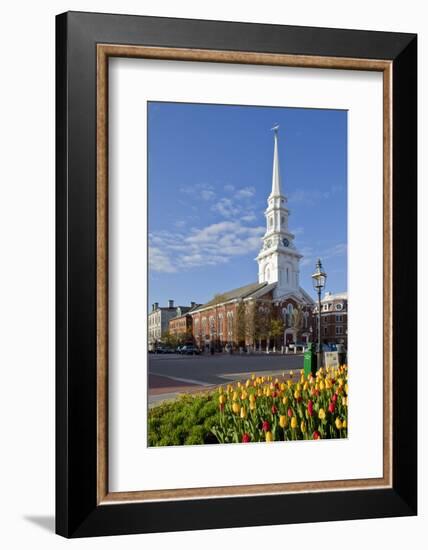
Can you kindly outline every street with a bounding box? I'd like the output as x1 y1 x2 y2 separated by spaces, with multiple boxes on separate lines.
148 352 303 406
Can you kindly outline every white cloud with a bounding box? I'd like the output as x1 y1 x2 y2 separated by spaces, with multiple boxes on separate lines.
236 186 256 199
149 221 264 273
149 246 177 273
180 183 215 201
211 198 235 218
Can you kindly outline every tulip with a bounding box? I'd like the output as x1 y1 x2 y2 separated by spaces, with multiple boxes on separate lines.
240 406 247 419
232 402 240 414
241 390 248 400
249 393 256 403
294 390 301 400
280 383 286 391
313 431 321 440
332 393 338 403
289 370 293 378
301 420 307 433
319 380 325 391
232 391 238 401
318 408 326 420
328 402 335 414
291 416 298 429
265 387 271 397
342 419 347 429
265 431 274 442
279 415 287 428
271 405 278 414
271 391 277 398
282 396 288 405
219 395 226 405
262 420 270 432
287 407 293 417
219 386 223 394
307 400 314 417
242 433 251 443
250 401 256 411
335 417 343 429
303 382 309 391
246 379 251 388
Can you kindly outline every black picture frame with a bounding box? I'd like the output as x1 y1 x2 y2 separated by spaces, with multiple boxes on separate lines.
56 11 417 538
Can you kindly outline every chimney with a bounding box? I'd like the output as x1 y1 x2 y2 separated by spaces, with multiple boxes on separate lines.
154 302 159 310
191 301 196 307
168 299 174 308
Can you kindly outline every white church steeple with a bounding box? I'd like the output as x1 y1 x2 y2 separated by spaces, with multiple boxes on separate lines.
256 126 303 298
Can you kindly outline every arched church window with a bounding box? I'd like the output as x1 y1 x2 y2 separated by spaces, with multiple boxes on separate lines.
286 267 289 283
269 216 273 227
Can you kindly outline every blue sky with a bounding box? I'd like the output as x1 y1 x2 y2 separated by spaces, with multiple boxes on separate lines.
148 102 347 309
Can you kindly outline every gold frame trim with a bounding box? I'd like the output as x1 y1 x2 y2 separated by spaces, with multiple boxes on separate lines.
96 44 393 504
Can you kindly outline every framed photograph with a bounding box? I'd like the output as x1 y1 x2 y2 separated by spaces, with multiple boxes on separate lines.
56 11 417 538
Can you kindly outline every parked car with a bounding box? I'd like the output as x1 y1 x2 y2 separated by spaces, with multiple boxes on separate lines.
179 345 201 355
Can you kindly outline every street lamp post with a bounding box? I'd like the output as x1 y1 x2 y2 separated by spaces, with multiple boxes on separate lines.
312 259 327 370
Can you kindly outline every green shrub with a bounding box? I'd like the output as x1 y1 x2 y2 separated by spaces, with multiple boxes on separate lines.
148 393 219 447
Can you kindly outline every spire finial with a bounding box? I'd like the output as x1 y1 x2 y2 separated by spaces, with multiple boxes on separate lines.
269 125 282 197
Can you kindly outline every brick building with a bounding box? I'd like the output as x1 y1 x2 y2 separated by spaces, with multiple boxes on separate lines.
314 291 348 347
168 303 200 342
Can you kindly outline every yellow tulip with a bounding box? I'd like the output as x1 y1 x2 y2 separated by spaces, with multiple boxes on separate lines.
240 406 247 419
279 415 287 428
258 389 263 397
251 373 256 380
237 381 241 388
318 408 326 420
232 402 240 414
342 419 347 429
282 396 288 405
232 391 238 401
289 370 294 378
294 390 301 399
319 380 325 391
246 379 251 388
335 417 343 430
301 420 307 433
287 380 292 389
265 431 274 442
280 383 286 391
249 393 256 403
219 386 223 394
345 383 348 394
250 401 256 411
241 390 248 400
303 382 309 391
338 378 344 387
219 395 226 405
291 416 298 429
266 387 271 397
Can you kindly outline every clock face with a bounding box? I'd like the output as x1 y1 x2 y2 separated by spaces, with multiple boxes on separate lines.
282 238 289 247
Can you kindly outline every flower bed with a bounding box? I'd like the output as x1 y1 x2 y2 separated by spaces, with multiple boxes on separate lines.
148 365 348 446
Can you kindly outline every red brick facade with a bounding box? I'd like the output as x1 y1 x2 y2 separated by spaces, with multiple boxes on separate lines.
189 292 315 351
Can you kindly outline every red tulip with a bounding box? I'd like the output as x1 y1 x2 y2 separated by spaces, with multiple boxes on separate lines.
287 408 293 417
271 391 277 398
242 433 251 443
271 405 278 414
307 400 314 417
262 420 270 432
332 393 338 403
296 396 302 403
328 401 335 414
313 431 321 440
